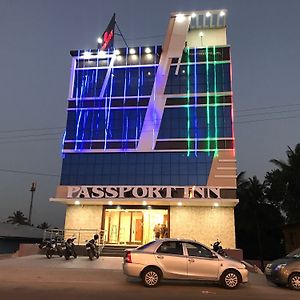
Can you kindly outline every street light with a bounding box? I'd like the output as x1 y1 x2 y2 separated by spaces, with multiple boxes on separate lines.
28 181 37 225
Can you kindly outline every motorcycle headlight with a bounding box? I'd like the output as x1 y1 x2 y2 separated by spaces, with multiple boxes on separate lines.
275 264 286 271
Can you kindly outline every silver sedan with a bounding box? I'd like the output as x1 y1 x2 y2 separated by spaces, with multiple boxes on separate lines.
123 238 248 288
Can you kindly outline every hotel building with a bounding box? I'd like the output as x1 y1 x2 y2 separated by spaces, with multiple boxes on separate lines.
51 10 238 248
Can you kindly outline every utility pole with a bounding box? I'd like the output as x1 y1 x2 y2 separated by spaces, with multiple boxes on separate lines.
28 181 37 225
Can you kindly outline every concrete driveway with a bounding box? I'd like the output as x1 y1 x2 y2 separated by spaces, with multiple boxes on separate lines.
0 255 299 300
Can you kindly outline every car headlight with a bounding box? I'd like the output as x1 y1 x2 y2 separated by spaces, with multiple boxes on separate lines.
275 264 286 271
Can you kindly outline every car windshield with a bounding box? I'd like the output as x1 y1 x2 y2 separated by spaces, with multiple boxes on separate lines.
286 248 300 258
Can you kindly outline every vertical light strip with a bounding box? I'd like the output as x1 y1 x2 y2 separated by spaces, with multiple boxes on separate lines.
61 131 66 156
213 46 218 155
205 47 211 152
152 46 157 149
229 48 236 156
194 47 198 156
135 47 141 148
90 56 100 149
186 47 191 156
104 67 114 150
122 48 128 150
81 72 93 147
75 74 88 150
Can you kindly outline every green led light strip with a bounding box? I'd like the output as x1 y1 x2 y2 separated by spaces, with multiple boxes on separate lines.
187 48 191 156
205 47 210 152
213 46 218 155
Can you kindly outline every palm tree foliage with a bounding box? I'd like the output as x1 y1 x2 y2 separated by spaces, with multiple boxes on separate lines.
269 143 300 222
37 222 50 230
236 174 285 262
7 210 29 225
236 143 300 261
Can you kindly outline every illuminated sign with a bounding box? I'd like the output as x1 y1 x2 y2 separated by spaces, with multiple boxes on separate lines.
67 186 222 199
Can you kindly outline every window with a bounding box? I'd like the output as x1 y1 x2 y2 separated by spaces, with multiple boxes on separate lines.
156 241 183 255
185 243 213 258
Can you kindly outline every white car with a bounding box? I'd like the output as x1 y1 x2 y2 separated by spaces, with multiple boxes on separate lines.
123 238 248 288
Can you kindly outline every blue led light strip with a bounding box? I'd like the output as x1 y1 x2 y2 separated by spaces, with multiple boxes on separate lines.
122 48 128 150
104 67 114 150
135 47 141 148
194 47 198 156
213 46 218 155
75 74 88 150
186 48 191 156
205 47 210 153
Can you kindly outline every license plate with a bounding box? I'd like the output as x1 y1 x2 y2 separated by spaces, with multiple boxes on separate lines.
86 247 91 250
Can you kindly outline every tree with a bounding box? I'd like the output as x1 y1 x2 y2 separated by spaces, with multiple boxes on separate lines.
235 175 285 265
7 210 29 225
37 222 50 230
270 143 300 223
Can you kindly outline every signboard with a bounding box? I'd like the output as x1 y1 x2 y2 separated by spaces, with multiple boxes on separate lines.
67 186 222 199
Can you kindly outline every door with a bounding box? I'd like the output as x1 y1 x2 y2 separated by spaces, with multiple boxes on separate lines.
131 212 143 243
135 219 143 241
154 241 188 279
184 242 219 280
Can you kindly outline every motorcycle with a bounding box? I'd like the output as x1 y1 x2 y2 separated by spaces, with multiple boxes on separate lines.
39 238 63 259
86 234 100 260
211 240 227 257
63 237 77 260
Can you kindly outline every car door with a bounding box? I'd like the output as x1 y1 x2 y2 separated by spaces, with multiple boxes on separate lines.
154 241 188 279
184 242 220 280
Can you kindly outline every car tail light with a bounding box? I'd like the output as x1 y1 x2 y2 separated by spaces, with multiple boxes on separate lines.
124 251 132 263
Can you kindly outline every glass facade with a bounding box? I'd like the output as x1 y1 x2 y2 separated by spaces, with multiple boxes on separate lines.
61 152 213 186
60 45 234 187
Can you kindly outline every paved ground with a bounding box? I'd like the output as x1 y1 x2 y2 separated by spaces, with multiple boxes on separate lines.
0 255 299 300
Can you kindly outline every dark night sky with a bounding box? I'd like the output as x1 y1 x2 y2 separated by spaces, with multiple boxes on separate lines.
0 0 299 227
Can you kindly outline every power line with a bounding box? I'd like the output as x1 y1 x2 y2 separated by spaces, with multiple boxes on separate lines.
0 127 64 133
235 115 300 124
234 103 300 113
0 168 60 177
0 103 298 140
236 108 300 118
0 132 63 140
0 137 61 144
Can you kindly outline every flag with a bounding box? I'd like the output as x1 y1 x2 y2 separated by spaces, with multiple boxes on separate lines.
98 14 116 51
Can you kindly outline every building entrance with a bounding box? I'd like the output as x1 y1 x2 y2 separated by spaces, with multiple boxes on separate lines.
104 207 169 245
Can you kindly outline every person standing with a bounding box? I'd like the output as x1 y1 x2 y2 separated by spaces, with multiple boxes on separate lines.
153 223 161 239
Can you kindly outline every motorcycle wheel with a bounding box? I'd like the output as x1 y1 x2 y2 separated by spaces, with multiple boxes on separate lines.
96 252 100 259
88 251 94 261
64 254 70 260
46 251 53 259
73 252 77 259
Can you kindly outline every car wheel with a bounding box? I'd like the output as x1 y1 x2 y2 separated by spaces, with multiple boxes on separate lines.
221 270 241 289
142 267 162 288
289 273 300 290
